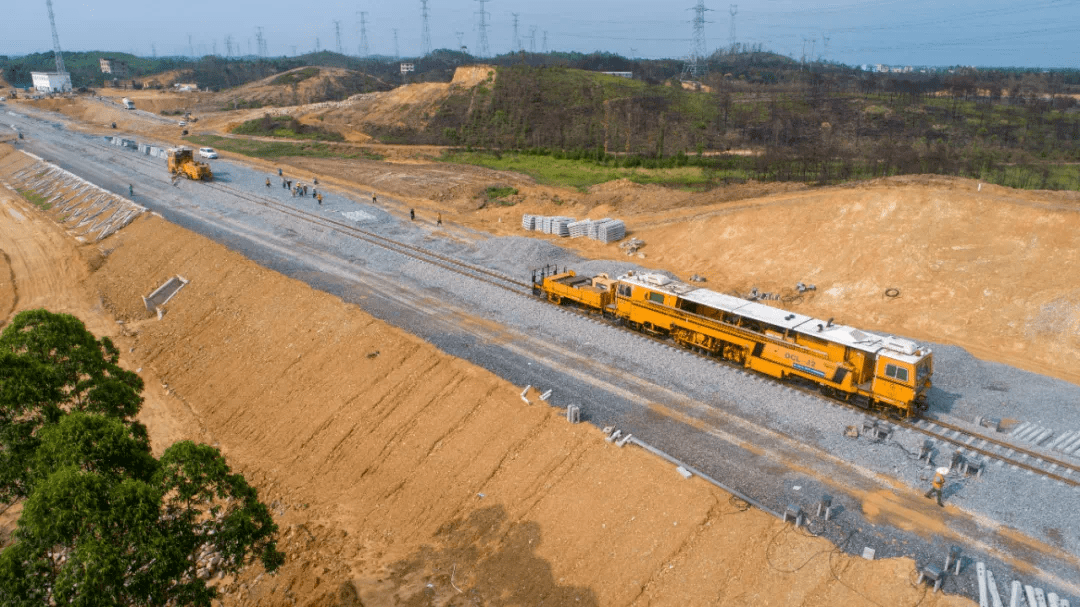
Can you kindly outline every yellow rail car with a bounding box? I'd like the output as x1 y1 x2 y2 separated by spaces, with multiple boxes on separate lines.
533 268 932 417
531 266 617 311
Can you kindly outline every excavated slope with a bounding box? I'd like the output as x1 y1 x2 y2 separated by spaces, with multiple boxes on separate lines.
60 209 971 606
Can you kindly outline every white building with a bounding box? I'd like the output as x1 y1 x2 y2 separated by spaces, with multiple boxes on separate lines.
31 72 72 93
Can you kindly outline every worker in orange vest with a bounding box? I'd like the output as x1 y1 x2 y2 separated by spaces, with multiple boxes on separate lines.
924 467 948 507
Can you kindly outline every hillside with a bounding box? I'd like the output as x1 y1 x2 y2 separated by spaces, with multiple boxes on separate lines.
213 66 392 109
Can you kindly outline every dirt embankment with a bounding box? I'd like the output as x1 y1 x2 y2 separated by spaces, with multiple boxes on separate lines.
80 218 969 605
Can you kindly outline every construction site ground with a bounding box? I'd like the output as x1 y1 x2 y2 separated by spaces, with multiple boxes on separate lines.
3 75 1080 604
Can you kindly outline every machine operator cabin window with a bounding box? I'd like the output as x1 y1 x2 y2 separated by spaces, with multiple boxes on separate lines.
885 363 909 382
649 292 665 304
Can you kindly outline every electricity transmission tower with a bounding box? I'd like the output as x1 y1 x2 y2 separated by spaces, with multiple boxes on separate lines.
255 27 267 57
475 0 491 58
225 35 233 57
821 34 830 63
334 20 343 54
152 43 157 58
189 34 195 57
393 28 400 59
511 13 520 51
44 0 66 74
420 0 432 55
729 4 737 48
542 30 548 52
684 0 711 78
529 26 537 53
455 31 466 52
358 11 370 56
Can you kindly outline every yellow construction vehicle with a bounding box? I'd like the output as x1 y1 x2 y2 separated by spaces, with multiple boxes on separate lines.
166 147 212 181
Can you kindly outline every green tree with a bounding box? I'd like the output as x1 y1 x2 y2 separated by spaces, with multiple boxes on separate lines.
0 413 283 606
0 310 145 502
0 310 284 605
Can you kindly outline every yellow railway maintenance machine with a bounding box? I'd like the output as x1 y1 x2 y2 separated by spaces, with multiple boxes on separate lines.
532 267 933 417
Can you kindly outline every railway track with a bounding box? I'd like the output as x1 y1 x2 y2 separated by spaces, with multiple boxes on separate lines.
81 138 532 296
77 135 1080 489
546 299 1080 489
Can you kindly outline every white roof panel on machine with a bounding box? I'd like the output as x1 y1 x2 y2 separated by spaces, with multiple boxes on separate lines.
679 289 748 313
618 273 930 361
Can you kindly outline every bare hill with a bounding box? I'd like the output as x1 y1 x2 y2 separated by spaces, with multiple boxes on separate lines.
215 66 391 108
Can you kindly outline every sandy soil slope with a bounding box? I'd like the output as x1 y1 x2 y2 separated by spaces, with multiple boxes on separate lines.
0 149 970 605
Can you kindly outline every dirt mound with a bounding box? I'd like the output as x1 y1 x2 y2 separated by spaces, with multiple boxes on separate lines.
136 69 195 87
94 87 207 115
310 65 495 137
216 67 389 108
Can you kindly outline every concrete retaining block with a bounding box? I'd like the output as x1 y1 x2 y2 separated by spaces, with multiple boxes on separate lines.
143 275 189 314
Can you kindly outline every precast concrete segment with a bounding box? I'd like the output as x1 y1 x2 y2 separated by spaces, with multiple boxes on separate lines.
143 275 189 313
986 568 1004 607
978 561 989 607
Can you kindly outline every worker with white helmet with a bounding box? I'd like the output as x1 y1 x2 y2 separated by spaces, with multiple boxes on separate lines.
924 467 949 507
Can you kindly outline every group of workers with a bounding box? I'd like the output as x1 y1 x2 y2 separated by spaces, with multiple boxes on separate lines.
267 168 443 226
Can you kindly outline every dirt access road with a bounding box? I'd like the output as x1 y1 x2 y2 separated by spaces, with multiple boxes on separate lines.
0 148 975 606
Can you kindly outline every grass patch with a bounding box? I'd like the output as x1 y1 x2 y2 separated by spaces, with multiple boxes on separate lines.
442 151 735 191
484 186 519 205
231 114 345 142
188 135 383 161
18 188 50 210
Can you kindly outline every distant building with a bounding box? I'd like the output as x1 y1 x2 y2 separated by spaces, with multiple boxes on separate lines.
600 71 633 79
99 58 129 78
31 72 72 93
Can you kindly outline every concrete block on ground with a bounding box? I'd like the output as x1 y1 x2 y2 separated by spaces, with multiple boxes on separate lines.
977 562 988 607
675 465 692 479
861 547 875 560
142 275 189 313
566 405 581 424
985 567 1003 607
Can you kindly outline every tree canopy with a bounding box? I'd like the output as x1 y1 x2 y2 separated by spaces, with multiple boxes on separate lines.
0 310 283 606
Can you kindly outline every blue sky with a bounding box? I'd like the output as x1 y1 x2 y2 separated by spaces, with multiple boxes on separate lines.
2 0 1078 67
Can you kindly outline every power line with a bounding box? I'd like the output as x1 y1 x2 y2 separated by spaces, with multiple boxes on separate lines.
256 27 267 57
475 0 491 58
420 0 432 56
511 12 520 51
358 11 370 57
684 0 711 78
729 4 737 47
